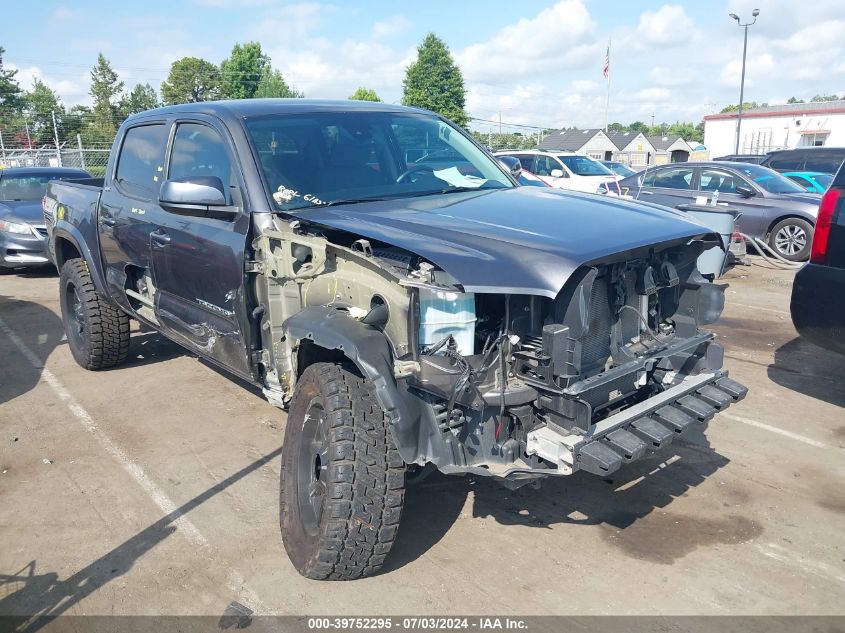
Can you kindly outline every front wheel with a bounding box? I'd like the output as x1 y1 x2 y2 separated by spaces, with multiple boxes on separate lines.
768 218 813 262
59 258 130 369
280 362 405 580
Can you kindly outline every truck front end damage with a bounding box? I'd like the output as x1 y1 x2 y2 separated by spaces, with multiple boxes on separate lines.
252 217 746 485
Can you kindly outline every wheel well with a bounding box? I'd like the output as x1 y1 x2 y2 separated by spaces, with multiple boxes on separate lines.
55 237 82 270
295 340 346 378
765 215 814 239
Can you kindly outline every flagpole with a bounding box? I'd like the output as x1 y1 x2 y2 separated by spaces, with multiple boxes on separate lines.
604 39 611 133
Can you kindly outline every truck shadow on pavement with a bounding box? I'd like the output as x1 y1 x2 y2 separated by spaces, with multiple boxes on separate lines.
389 431 751 570
768 337 845 407
0 297 63 406
0 446 283 630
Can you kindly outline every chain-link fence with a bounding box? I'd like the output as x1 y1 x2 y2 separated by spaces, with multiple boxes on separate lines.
0 147 111 176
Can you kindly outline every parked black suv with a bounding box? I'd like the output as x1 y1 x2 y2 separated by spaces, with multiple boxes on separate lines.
791 163 845 355
762 147 845 175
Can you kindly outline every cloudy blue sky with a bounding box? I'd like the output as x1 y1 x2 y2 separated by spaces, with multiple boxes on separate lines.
3 0 843 132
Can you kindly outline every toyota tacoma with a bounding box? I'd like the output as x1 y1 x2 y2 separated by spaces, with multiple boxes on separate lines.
43 99 747 580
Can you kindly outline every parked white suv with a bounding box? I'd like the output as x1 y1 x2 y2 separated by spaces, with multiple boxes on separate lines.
495 150 619 194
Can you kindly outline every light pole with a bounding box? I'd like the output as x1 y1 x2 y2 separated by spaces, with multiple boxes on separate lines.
730 9 760 154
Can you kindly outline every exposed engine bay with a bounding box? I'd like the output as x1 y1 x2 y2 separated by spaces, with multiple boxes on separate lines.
253 216 746 484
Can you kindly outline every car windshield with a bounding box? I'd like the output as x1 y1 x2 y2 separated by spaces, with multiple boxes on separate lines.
557 155 613 176
0 173 81 201
245 111 513 211
734 164 807 194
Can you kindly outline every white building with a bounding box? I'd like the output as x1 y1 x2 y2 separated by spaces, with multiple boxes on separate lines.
703 100 845 157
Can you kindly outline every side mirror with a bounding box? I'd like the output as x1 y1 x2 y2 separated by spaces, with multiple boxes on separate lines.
735 185 756 198
159 177 236 219
550 168 564 179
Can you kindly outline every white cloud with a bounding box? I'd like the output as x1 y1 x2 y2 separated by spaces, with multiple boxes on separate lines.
648 66 692 87
457 0 598 84
372 15 410 39
632 5 698 48
48 7 81 22
719 53 776 87
9 64 91 106
254 3 328 39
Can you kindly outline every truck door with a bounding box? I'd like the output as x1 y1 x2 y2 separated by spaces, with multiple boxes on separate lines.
99 122 169 311
149 119 253 379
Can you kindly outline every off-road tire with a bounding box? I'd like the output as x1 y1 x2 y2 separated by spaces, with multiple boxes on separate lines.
768 217 813 262
59 258 130 370
280 362 405 580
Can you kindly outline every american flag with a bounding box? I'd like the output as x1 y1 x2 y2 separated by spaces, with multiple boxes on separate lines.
603 41 610 79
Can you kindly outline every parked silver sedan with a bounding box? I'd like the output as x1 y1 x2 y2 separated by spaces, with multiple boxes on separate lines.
617 161 822 261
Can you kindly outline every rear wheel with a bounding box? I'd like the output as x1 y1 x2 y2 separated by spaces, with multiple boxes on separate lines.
768 217 813 262
59 258 130 369
280 362 405 580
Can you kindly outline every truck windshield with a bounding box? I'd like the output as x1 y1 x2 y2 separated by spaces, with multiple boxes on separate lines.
245 111 513 211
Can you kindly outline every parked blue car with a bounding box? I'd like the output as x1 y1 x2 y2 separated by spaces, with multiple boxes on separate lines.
783 171 833 193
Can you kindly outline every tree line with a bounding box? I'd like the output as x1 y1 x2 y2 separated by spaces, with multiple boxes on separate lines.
0 34 469 149
2 31 749 153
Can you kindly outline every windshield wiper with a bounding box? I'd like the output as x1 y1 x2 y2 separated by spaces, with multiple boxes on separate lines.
288 197 395 212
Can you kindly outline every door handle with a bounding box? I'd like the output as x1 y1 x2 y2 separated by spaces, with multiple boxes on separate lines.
101 215 116 226
151 229 171 245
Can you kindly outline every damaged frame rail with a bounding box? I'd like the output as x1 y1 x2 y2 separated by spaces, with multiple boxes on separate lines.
527 372 747 476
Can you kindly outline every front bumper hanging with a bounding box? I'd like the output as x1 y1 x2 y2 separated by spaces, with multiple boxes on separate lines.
526 372 747 476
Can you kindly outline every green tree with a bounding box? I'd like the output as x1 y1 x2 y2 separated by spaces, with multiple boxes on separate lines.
119 83 158 117
810 94 840 102
402 33 468 127
349 87 381 102
254 66 302 98
628 121 648 133
720 101 758 113
607 122 627 132
0 46 24 114
89 53 124 129
221 42 269 100
23 79 63 145
160 57 221 105
787 96 805 104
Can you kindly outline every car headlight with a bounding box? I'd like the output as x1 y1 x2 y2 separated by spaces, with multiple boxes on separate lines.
0 219 32 235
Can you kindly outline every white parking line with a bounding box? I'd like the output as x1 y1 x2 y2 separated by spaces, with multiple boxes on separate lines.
0 314 269 614
726 302 790 317
722 412 831 449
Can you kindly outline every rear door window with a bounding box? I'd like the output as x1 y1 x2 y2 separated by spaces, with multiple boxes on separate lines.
115 124 168 199
645 167 694 190
804 155 844 174
767 155 803 171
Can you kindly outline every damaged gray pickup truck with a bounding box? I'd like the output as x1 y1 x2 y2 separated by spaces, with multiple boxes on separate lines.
43 99 746 580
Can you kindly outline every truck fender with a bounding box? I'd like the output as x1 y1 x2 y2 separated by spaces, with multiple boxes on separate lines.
52 225 107 293
283 306 441 466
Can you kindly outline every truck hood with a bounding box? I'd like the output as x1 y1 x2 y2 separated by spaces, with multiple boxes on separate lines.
298 187 718 298
0 200 44 224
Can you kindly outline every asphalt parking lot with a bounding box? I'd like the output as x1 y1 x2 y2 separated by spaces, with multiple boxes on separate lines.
1 260 844 617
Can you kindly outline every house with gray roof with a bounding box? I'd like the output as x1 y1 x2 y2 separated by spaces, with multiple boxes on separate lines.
537 128 618 161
